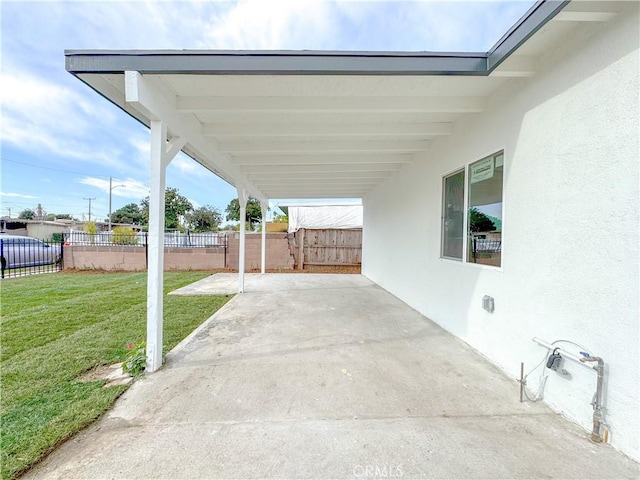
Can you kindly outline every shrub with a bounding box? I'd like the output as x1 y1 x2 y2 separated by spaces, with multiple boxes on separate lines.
83 222 97 244
122 341 146 376
112 226 139 245
82 221 97 234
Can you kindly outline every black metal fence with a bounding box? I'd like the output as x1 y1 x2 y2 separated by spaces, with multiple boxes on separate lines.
63 231 227 248
64 231 146 247
0 236 63 279
163 231 227 248
0 232 228 277
470 237 502 263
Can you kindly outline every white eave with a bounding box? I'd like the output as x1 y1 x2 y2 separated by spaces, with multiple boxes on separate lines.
64 0 626 201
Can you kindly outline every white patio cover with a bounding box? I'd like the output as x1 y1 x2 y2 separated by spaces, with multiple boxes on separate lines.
287 205 363 232
62 0 622 373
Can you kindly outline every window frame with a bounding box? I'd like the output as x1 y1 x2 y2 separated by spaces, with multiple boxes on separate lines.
440 167 466 261
440 149 505 270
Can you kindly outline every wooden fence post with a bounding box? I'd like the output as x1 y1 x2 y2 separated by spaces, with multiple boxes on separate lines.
297 228 305 270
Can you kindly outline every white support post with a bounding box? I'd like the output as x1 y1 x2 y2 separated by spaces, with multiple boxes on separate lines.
238 188 248 293
145 121 186 374
260 202 267 275
124 69 203 374
146 120 167 373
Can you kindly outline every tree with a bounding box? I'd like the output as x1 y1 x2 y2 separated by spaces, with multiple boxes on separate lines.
45 213 56 221
225 197 263 227
18 209 35 220
140 187 193 230
469 208 496 233
109 203 144 225
55 213 73 220
185 205 222 232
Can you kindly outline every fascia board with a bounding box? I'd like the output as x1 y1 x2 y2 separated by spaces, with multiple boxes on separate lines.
486 0 570 72
66 51 487 76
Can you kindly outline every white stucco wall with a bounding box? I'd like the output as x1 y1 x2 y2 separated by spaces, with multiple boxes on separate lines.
363 7 639 461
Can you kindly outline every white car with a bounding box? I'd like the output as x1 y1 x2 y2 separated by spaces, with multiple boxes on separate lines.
0 234 61 271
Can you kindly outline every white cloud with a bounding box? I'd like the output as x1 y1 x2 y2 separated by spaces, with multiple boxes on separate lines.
0 191 37 199
192 0 533 52
129 134 152 168
0 72 130 169
170 155 201 175
201 0 336 50
79 177 149 199
0 73 116 135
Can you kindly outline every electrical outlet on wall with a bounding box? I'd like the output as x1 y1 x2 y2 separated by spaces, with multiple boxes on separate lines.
482 295 494 313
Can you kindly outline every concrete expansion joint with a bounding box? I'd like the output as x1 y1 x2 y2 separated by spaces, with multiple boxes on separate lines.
132 412 559 428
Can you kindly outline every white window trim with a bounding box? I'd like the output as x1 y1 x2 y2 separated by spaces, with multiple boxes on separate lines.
440 167 465 261
440 148 506 271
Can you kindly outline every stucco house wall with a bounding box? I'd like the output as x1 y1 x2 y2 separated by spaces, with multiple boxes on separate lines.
26 223 67 240
362 8 639 461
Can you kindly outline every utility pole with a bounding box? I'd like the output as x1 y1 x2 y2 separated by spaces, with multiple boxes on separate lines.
108 177 125 232
6 207 11 218
83 197 96 222
108 177 113 231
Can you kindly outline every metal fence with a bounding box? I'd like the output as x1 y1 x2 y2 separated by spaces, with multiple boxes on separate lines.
63 231 227 248
470 237 501 263
64 231 145 246
162 231 227 248
0 236 63 279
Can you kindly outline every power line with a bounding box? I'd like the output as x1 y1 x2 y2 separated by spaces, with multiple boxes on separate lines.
0 157 110 178
0 199 98 209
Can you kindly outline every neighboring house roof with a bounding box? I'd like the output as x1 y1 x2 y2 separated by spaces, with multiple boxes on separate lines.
2 219 69 227
64 0 623 201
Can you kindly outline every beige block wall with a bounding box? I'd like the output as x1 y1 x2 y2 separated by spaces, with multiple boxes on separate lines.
63 246 225 271
227 233 295 271
165 248 225 270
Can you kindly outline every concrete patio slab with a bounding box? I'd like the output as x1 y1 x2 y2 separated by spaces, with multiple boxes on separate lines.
168 272 369 296
26 274 638 479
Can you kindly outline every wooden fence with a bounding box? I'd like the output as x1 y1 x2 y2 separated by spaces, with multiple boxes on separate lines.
293 228 362 269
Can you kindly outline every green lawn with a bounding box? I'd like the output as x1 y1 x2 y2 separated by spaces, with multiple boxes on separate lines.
0 272 231 480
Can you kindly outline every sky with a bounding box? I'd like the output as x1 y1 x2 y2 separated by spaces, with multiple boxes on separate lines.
0 0 534 224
